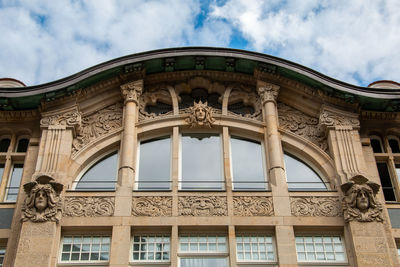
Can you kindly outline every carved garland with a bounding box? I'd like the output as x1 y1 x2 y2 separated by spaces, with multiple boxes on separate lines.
178 196 227 216
63 197 115 217
278 103 328 151
233 196 274 216
72 103 123 155
132 196 172 216
290 197 341 217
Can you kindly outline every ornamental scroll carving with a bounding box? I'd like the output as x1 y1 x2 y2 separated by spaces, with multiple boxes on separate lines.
341 175 383 223
138 89 173 120
290 197 341 217
21 175 63 223
72 103 123 155
320 108 360 128
257 82 280 104
121 80 143 103
63 197 114 217
132 196 172 216
185 101 215 128
233 196 274 216
227 90 262 121
278 103 328 151
40 110 81 128
178 196 227 216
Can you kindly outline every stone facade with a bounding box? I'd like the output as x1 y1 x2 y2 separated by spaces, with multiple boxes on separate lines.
0 48 399 267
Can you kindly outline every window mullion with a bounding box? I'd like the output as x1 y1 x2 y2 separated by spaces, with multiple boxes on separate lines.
0 156 12 201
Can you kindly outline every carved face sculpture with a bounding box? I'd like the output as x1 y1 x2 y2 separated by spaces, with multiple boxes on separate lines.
34 189 48 211
195 107 206 121
356 188 369 211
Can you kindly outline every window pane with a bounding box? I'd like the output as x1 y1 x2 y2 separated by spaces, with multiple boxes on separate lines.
6 164 23 201
371 138 383 153
389 139 400 153
181 134 223 190
138 137 171 190
296 235 346 263
16 138 29 152
377 162 396 201
76 152 118 190
180 257 228 267
0 164 4 185
132 235 170 262
284 153 327 190
236 234 275 262
231 137 266 190
60 235 110 263
0 139 10 152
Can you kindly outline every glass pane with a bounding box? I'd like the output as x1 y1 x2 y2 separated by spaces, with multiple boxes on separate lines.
231 137 266 190
284 153 327 190
0 139 10 152
371 138 383 153
389 139 400 153
0 164 4 185
16 138 29 152
377 162 396 201
180 257 228 267
76 152 118 190
138 137 171 190
6 164 23 201
181 134 223 190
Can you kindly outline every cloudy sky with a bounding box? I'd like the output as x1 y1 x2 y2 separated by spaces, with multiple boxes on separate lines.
0 0 399 87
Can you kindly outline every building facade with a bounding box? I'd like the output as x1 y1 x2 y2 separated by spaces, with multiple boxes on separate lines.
0 47 399 267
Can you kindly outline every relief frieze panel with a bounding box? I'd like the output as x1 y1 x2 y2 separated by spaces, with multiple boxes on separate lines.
63 197 115 217
178 196 227 216
132 196 172 216
233 196 274 216
290 196 341 217
278 103 328 151
72 103 123 155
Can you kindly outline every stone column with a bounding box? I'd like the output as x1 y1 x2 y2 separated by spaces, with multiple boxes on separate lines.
109 80 142 267
257 81 297 267
321 106 400 267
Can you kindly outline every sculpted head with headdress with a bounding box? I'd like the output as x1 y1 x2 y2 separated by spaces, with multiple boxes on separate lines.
186 101 215 128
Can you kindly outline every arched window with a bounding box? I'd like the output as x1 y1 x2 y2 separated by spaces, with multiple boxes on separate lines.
284 153 328 191
75 151 118 191
388 136 400 153
16 138 29 152
0 138 10 153
370 135 384 153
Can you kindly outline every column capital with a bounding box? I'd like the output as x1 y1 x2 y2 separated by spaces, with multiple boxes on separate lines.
319 105 360 129
40 105 81 134
120 80 143 104
257 80 280 105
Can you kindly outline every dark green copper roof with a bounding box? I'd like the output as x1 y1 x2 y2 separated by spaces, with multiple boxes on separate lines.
0 47 399 111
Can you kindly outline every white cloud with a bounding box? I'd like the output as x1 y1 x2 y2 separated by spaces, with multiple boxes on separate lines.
211 0 400 85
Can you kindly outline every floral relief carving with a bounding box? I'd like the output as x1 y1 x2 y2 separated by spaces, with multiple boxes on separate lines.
40 110 81 128
21 175 63 223
63 197 114 217
138 89 173 120
72 103 123 155
290 197 341 217
278 103 328 151
257 82 280 104
185 101 215 128
132 196 172 216
121 80 143 103
178 196 227 216
320 109 360 127
233 196 274 216
341 175 383 223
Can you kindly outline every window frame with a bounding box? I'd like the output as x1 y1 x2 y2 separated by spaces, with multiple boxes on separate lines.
130 234 171 264
235 233 277 266
72 150 119 191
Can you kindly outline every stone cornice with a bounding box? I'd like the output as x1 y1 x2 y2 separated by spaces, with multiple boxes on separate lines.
0 109 39 122
320 105 360 129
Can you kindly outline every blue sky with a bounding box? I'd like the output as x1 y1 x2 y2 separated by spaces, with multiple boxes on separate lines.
0 0 399 87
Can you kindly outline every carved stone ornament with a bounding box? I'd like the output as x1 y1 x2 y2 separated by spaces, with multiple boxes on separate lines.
132 196 172 216
63 197 114 217
341 175 383 222
21 175 63 223
290 197 341 217
178 196 227 216
233 196 274 216
319 108 360 128
72 103 123 155
138 89 173 120
121 80 143 103
185 101 215 128
278 103 328 151
257 82 280 104
227 89 263 121
40 110 81 128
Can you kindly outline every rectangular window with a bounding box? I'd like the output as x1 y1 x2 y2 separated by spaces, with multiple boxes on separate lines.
132 234 170 262
231 137 267 190
137 137 171 190
179 234 228 267
0 247 5 267
5 164 23 202
60 235 110 263
376 162 396 201
236 234 275 263
295 235 347 265
181 134 223 190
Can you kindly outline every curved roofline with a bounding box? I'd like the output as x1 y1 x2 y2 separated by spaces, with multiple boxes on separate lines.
0 47 399 100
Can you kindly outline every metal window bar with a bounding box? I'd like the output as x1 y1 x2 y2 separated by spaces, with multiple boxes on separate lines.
71 181 117 191
287 181 330 191
134 180 172 191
